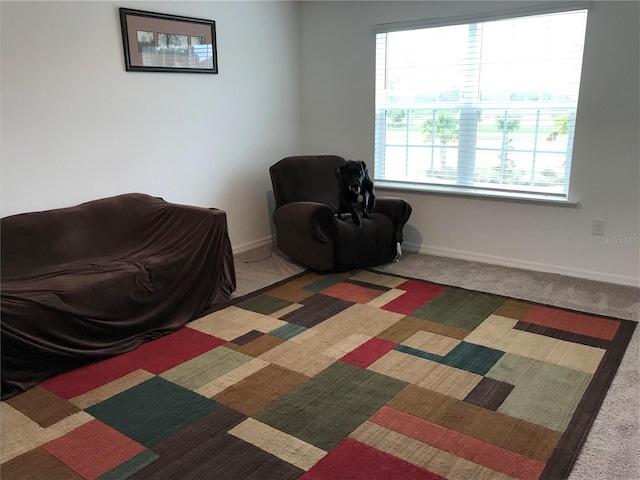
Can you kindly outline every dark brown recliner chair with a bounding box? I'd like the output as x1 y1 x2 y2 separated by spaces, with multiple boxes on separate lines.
269 155 412 271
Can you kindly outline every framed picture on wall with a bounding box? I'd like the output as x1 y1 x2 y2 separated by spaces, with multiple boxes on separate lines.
119 8 218 74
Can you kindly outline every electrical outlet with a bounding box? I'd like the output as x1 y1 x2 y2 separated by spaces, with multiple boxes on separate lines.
592 219 605 236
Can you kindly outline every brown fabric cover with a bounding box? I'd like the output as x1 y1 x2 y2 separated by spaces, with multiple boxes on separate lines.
269 155 412 271
1 193 236 399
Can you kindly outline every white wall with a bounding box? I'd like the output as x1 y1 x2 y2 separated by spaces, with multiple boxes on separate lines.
3 1 639 286
1 1 300 251
299 1 640 286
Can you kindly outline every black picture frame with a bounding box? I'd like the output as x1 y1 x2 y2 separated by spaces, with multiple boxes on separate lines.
119 8 218 74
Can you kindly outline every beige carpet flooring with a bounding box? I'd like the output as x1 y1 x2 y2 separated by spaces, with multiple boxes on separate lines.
234 245 640 480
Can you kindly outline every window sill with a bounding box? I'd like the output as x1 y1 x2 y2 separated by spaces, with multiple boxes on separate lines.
375 181 580 207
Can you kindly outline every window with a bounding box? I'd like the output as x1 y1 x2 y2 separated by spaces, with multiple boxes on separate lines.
374 7 588 202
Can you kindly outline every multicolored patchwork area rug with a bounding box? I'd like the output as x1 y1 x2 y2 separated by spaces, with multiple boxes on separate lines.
1 270 636 480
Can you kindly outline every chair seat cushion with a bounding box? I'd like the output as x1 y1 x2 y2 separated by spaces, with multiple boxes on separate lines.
332 213 397 271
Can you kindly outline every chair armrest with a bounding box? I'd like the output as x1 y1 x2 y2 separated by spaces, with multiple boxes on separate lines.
273 201 335 243
372 197 413 243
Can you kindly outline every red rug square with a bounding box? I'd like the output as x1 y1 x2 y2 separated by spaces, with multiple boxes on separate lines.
321 282 386 304
122 326 226 374
42 419 145 480
300 437 445 480
41 327 225 399
370 406 545 480
381 280 447 315
522 306 620 340
341 338 398 368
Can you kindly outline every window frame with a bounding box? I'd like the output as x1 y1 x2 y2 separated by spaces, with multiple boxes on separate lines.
373 3 590 205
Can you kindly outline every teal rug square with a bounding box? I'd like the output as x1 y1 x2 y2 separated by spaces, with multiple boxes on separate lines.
87 376 218 447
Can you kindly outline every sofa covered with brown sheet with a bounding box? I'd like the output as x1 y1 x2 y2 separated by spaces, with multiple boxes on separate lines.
1 193 236 399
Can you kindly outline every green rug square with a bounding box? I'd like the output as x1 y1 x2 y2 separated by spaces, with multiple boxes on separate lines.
97 449 159 480
254 361 406 451
411 288 505 330
87 377 218 447
442 341 505 375
160 347 253 391
237 295 292 315
269 323 308 340
303 275 345 293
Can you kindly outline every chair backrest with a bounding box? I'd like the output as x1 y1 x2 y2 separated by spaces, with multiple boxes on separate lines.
269 155 346 211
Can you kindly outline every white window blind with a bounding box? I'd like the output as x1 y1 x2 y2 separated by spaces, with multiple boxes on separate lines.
374 7 588 201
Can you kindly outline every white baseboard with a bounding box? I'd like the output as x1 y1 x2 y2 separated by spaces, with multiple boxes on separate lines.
232 236 639 287
232 235 275 254
403 242 640 288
